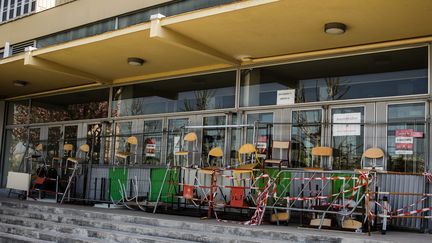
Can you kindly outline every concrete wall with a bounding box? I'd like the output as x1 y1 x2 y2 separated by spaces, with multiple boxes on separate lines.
0 0 172 47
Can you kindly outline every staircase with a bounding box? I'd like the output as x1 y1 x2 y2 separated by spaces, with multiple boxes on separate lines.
0 198 413 243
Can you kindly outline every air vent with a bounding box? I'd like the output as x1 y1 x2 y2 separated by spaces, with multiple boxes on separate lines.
11 40 36 55
0 48 4 58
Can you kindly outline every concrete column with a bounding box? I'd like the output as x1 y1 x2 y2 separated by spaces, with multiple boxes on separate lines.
0 101 5 186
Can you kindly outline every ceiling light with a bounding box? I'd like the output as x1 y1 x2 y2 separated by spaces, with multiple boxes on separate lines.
324 22 346 35
13 80 28 87
127 57 145 66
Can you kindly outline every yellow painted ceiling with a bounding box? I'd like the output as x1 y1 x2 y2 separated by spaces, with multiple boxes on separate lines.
1 0 432 99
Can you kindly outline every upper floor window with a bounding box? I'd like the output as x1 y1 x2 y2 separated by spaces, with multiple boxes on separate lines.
112 71 236 117
240 47 428 107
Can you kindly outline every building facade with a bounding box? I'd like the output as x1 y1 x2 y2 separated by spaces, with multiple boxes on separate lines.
0 0 431 232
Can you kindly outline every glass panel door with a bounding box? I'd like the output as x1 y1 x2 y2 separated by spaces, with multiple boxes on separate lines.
387 103 426 172
143 120 163 165
291 109 322 168
167 118 189 165
114 121 133 164
246 113 273 158
202 116 226 164
47 126 62 161
331 107 364 170
86 123 103 164
64 125 78 154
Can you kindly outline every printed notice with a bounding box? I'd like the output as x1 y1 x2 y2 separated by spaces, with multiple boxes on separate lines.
277 89 295 105
332 113 361 136
395 129 417 155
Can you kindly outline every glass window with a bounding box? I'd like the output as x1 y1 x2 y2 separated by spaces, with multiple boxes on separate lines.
387 103 426 173
240 47 428 107
202 116 226 165
7 100 29 125
291 110 322 168
142 120 163 165
331 107 364 170
229 113 242 166
30 89 109 123
112 71 236 117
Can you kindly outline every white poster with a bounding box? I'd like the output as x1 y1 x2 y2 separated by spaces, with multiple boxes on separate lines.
145 143 156 157
332 113 361 136
277 89 295 105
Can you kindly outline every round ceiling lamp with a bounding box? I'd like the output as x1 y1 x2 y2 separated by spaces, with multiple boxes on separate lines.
127 57 145 66
324 22 347 35
13 80 28 87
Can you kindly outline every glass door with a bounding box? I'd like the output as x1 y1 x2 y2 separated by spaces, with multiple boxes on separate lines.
202 115 226 165
291 109 322 168
246 112 273 158
167 118 189 165
330 106 365 170
143 119 163 165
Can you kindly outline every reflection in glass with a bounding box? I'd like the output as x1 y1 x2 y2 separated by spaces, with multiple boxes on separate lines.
7 100 29 125
331 107 364 170
112 71 236 117
229 113 242 166
64 125 78 155
143 120 163 165
291 110 322 168
240 47 428 107
30 89 109 123
387 103 425 172
202 116 226 165
3 128 28 184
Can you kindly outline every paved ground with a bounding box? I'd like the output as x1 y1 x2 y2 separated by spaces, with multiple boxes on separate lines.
0 188 431 242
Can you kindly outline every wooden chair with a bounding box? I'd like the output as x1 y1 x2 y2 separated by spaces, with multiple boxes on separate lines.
264 140 290 170
361 147 384 170
311 146 332 170
115 136 138 165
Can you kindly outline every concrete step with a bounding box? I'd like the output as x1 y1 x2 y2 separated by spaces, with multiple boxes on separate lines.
0 231 51 243
0 200 389 243
0 214 198 243
0 201 297 241
0 207 282 243
0 222 106 243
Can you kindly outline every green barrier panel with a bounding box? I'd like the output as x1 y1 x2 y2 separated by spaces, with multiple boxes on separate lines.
109 168 128 201
255 169 291 199
150 167 179 202
332 173 362 200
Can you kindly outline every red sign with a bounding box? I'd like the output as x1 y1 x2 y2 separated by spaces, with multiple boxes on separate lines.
396 129 424 138
395 143 413 150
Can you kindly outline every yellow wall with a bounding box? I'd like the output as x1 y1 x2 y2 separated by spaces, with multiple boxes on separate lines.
0 0 171 48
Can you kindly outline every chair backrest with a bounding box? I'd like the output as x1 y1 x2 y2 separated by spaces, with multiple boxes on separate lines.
311 146 332 157
184 132 198 142
79 144 90 153
127 136 138 145
208 147 223 158
35 143 43 152
63 144 74 152
238 143 256 154
272 141 290 149
363 148 384 159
